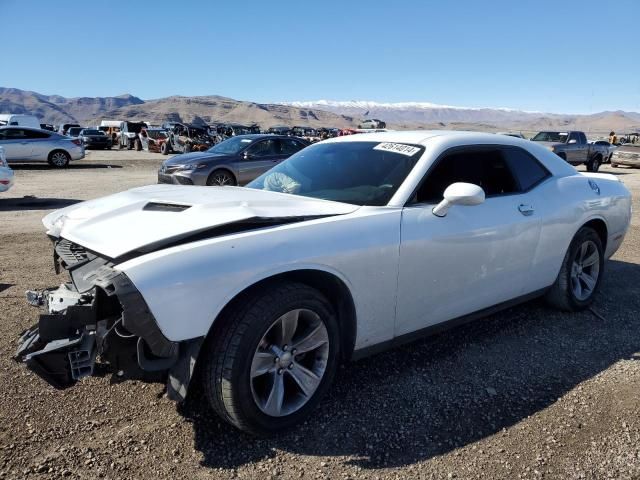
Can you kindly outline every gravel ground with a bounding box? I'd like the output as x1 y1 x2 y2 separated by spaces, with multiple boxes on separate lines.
1 151 639 479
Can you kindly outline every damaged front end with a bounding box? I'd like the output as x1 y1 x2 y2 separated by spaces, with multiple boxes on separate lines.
14 237 197 399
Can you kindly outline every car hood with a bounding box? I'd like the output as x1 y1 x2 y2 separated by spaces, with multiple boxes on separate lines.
43 184 359 259
164 151 231 166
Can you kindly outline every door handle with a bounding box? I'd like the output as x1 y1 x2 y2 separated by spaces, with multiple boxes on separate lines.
518 204 534 216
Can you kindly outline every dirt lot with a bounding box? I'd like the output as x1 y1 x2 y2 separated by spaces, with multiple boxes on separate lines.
1 150 639 479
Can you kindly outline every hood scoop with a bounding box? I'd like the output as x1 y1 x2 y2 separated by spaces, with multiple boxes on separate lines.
142 202 192 212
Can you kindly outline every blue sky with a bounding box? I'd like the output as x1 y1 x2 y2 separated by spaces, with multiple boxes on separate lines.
2 0 638 113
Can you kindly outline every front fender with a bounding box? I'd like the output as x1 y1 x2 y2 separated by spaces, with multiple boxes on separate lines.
115 210 402 345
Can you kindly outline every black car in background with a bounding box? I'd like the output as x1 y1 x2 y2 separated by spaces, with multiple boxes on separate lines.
158 134 309 186
79 128 111 149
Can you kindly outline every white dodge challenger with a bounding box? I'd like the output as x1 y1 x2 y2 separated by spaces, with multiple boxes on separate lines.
16 131 631 435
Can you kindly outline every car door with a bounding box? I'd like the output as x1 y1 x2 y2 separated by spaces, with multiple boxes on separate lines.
237 139 281 184
395 146 544 337
23 128 53 161
566 132 584 164
0 128 32 160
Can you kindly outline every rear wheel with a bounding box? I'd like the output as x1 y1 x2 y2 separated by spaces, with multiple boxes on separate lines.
545 227 604 311
202 282 340 436
206 169 236 186
47 150 70 168
587 155 601 172
160 142 170 155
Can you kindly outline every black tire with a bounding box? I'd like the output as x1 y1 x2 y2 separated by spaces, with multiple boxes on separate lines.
545 227 604 312
127 139 133 150
587 155 601 172
184 143 192 153
47 150 70 168
160 142 170 155
202 282 340 436
135 138 142 151
206 169 237 186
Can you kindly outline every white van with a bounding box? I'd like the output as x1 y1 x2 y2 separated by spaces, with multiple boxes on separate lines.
0 114 41 129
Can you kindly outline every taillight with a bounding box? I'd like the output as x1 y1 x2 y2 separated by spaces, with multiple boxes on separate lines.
71 139 82 146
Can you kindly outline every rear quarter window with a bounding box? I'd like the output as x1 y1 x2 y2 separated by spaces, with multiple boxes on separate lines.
502 147 551 191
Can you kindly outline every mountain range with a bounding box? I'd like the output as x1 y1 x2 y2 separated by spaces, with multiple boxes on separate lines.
1 87 639 135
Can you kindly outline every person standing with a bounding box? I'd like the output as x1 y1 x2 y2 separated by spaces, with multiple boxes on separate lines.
609 131 618 145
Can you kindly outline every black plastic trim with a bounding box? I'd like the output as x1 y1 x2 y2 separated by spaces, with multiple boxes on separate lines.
351 288 548 361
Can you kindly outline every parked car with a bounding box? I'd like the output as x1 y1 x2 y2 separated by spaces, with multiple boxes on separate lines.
611 144 640 168
66 127 84 138
57 123 81 135
530 131 607 171
162 123 214 154
15 131 631 436
119 121 148 150
158 134 308 186
358 118 386 129
267 125 292 135
98 122 121 146
0 126 84 167
216 123 261 137
139 128 167 153
590 140 616 163
0 114 41 129
79 129 111 150
0 146 14 193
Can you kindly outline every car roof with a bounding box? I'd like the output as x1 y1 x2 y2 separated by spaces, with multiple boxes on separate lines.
0 126 57 133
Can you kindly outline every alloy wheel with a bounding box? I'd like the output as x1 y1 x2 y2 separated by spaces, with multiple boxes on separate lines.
50 152 68 167
570 240 600 301
210 172 234 186
250 308 330 417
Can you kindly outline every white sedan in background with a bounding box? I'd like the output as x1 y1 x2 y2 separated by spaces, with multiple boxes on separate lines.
16 131 631 435
0 126 84 168
0 146 14 192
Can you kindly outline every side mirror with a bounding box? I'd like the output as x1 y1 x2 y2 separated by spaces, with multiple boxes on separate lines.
243 152 253 159
568 139 577 144
432 182 485 217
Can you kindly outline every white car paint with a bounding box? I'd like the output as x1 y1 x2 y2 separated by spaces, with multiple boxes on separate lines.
42 131 632 351
0 146 15 192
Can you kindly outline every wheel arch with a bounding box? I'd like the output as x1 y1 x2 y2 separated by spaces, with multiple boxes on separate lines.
581 217 608 252
48 148 71 160
205 268 357 363
207 167 238 185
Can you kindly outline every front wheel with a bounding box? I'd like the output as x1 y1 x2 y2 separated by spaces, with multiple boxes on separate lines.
545 227 604 311
202 282 340 436
206 169 237 186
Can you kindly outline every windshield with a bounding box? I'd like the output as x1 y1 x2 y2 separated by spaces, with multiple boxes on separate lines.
68 128 82 135
147 130 167 139
532 132 568 142
207 135 255 154
81 129 103 136
247 141 424 206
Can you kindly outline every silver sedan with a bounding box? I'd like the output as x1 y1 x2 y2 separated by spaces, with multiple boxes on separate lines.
0 126 85 168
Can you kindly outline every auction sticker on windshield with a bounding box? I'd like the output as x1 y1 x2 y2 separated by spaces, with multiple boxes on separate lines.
374 143 421 157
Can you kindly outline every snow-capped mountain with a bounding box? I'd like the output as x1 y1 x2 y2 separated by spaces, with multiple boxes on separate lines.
280 100 546 127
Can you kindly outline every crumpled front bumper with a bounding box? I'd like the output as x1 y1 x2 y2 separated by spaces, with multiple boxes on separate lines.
14 271 182 392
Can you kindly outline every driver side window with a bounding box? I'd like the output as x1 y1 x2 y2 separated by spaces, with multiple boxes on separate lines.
415 148 519 204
